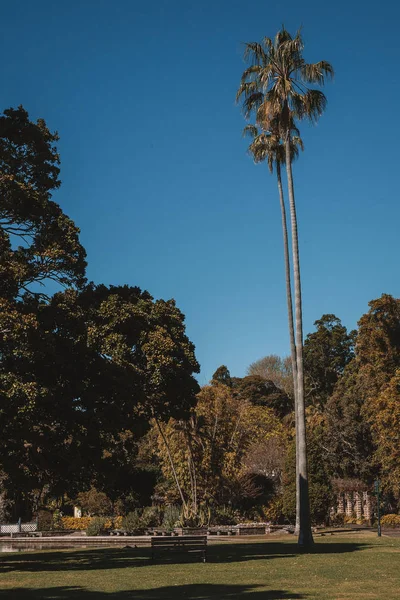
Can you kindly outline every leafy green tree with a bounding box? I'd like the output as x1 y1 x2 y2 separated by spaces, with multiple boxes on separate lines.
155 384 284 514
356 294 400 393
0 284 199 516
76 488 113 517
304 315 355 409
247 354 293 399
324 362 374 483
324 296 400 485
0 106 86 297
237 27 333 546
211 365 232 387
369 371 400 504
232 375 292 418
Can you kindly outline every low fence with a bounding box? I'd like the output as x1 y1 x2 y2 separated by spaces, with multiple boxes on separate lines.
0 520 38 535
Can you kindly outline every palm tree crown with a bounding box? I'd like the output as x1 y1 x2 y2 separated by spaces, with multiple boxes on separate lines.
237 28 334 133
243 119 303 172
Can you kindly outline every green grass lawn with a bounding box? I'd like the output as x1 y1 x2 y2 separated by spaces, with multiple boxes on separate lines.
0 534 399 599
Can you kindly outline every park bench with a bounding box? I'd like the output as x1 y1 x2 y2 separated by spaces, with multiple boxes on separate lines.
151 535 207 563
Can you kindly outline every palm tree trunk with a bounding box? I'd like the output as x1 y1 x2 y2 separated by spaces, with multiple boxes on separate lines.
284 133 313 547
276 162 300 533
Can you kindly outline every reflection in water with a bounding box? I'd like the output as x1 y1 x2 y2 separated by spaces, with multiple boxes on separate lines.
0 543 93 553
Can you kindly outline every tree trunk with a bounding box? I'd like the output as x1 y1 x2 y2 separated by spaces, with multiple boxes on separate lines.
284 133 313 547
276 162 300 534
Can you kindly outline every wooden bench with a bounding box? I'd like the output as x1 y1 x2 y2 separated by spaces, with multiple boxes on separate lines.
151 535 207 563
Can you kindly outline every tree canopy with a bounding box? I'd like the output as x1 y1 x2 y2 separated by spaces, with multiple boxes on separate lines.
0 106 86 298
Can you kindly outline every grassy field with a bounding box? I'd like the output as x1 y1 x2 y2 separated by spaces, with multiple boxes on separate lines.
0 534 399 599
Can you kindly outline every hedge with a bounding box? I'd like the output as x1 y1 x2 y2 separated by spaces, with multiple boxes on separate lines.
380 514 400 527
61 516 122 530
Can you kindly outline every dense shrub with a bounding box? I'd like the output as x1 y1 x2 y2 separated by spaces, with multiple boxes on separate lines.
162 505 180 531
61 516 120 531
61 516 92 531
263 499 284 523
121 507 162 532
52 510 64 529
37 510 53 531
330 513 345 526
86 517 110 536
121 510 143 533
211 505 239 525
141 506 162 528
114 515 123 529
381 514 400 527
76 488 113 516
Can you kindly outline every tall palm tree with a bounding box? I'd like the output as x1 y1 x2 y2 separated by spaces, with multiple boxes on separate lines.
237 28 333 546
243 120 302 533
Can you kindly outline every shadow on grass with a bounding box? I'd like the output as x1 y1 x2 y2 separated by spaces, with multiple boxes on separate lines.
0 583 306 599
0 540 372 575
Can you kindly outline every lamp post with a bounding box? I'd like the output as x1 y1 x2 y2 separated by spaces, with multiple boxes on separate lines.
374 479 381 537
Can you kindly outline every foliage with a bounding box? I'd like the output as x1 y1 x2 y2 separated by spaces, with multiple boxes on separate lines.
162 505 180 531
380 514 400 527
329 512 345 527
76 489 113 517
325 296 400 485
304 315 355 409
247 355 293 399
211 366 232 387
282 423 334 525
356 295 400 385
155 383 285 514
121 510 145 533
324 362 374 481
236 27 334 133
86 517 111 536
114 516 123 529
210 505 239 526
52 510 64 530
61 516 92 531
264 497 284 523
86 517 110 536
0 106 86 297
243 436 285 482
0 283 199 514
368 372 400 499
0 472 10 522
232 375 292 417
36 510 53 531
121 507 161 532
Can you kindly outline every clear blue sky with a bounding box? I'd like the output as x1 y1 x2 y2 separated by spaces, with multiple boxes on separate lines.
3 0 400 383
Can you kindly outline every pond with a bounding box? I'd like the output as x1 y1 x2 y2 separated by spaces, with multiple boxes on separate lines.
0 543 97 553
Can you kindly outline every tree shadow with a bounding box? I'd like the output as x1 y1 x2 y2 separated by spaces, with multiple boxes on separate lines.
0 583 307 599
0 540 373 575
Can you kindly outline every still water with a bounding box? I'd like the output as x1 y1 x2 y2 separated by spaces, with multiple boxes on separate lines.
0 543 94 553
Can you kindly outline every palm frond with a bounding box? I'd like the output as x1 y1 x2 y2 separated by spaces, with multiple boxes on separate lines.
262 36 274 53
292 135 304 153
240 64 262 83
237 27 333 135
243 42 268 65
274 27 293 48
301 89 327 123
301 61 334 85
242 92 264 118
236 80 260 103
242 124 259 139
